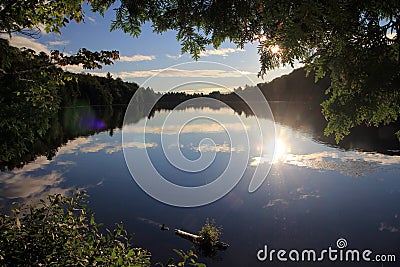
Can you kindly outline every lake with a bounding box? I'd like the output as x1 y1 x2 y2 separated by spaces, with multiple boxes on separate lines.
1 101 399 266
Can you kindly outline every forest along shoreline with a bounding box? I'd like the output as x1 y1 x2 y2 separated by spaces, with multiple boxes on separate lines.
2 66 399 172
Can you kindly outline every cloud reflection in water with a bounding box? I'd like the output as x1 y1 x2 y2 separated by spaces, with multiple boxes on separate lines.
251 150 400 177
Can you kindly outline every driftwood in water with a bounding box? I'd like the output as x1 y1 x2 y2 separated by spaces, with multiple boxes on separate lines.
161 224 170 231
174 229 229 250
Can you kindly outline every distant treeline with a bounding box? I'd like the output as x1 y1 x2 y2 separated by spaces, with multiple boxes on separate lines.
154 68 331 107
60 73 139 106
3 65 400 171
60 67 329 109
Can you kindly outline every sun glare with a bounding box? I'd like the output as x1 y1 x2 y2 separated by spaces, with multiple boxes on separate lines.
273 138 290 163
250 138 290 167
269 45 280 54
253 34 280 54
249 138 292 167
254 34 268 42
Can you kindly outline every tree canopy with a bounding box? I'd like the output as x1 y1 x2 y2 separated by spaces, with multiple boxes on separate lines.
104 0 400 142
1 0 399 141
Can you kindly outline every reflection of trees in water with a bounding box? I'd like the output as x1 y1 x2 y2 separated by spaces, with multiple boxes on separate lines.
229 99 400 156
2 93 400 171
154 94 400 155
195 245 223 261
0 40 140 171
0 84 155 171
0 105 127 171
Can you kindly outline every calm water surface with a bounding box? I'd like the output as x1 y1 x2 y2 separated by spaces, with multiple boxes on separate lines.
1 103 400 266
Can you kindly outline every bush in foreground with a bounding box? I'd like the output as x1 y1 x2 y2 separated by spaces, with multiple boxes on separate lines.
198 219 222 248
0 192 204 266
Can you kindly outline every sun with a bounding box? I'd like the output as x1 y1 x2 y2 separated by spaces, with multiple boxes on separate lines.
273 138 289 163
269 45 280 54
253 34 280 54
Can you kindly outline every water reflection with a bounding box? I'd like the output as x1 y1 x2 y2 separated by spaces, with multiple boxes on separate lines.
264 186 321 209
0 168 64 199
0 156 73 208
1 101 400 266
273 138 290 161
379 222 399 233
2 99 399 172
261 147 400 178
2 102 400 205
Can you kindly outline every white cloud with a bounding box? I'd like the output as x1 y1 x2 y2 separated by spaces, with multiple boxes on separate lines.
47 134 157 156
379 222 399 233
262 187 321 209
200 48 244 57
0 170 64 199
64 56 156 75
86 71 109 77
166 48 243 60
11 156 51 174
86 16 96 24
63 64 85 73
117 68 255 78
48 40 70 46
56 161 76 166
2 35 50 53
251 149 400 177
0 169 76 205
80 142 110 153
37 24 47 34
190 142 244 153
283 153 377 177
292 187 320 200
124 122 247 134
119 55 156 62
64 66 111 76
60 139 158 154
62 65 255 80
263 198 289 208
105 141 158 153
281 150 400 177
341 152 400 166
58 137 92 155
166 53 183 60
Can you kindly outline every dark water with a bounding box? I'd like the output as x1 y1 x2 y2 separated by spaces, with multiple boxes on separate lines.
1 102 400 266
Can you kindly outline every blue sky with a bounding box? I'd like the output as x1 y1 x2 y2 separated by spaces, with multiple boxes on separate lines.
6 4 298 93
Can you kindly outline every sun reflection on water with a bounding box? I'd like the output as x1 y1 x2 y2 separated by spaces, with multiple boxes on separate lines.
273 138 291 163
250 137 291 166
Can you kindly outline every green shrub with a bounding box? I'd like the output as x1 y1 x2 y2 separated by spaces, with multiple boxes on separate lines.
198 219 222 247
157 250 205 267
0 191 150 266
0 192 206 266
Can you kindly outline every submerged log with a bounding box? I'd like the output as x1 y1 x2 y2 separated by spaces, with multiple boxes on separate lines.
174 229 229 250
